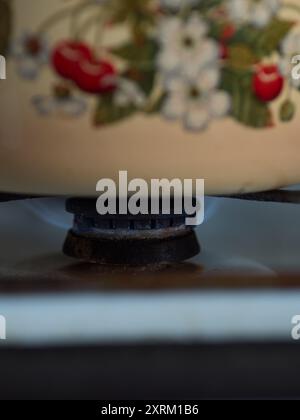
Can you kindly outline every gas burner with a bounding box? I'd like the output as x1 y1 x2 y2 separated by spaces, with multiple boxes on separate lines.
63 198 200 265
1 188 300 266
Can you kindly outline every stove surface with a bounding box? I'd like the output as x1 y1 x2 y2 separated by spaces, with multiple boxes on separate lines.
2 194 300 270
0 197 300 347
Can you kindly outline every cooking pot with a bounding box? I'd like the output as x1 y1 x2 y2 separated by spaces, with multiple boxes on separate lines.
1 0 300 197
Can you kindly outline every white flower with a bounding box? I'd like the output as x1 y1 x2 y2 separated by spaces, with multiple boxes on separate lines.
160 0 200 12
162 69 231 131
227 0 281 28
11 32 49 80
113 78 146 108
32 85 87 118
158 12 230 132
280 31 300 88
157 14 219 80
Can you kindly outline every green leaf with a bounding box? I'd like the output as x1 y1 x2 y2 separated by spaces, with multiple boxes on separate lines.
256 19 294 56
112 39 158 97
109 0 154 26
232 19 294 58
194 0 223 11
93 94 136 127
227 44 259 70
221 67 272 128
111 39 158 69
0 0 12 55
280 100 296 122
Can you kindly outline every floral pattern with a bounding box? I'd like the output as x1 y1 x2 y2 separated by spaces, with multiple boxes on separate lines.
227 0 281 28
11 32 49 80
157 14 219 80
280 31 300 88
162 68 231 131
32 84 87 118
8 0 300 133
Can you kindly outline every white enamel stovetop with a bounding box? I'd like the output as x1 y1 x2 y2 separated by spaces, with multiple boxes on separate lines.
0 195 300 347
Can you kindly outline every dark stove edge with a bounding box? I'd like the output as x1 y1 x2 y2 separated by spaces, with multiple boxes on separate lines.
1 189 300 204
0 341 299 400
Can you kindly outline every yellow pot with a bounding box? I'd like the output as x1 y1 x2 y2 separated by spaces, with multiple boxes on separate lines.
1 0 300 197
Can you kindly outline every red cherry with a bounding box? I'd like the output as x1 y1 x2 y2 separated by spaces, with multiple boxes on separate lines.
74 58 117 94
220 43 229 59
253 65 284 103
52 41 93 80
221 24 236 42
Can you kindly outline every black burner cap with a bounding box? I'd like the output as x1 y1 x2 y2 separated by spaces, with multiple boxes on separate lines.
63 198 200 266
